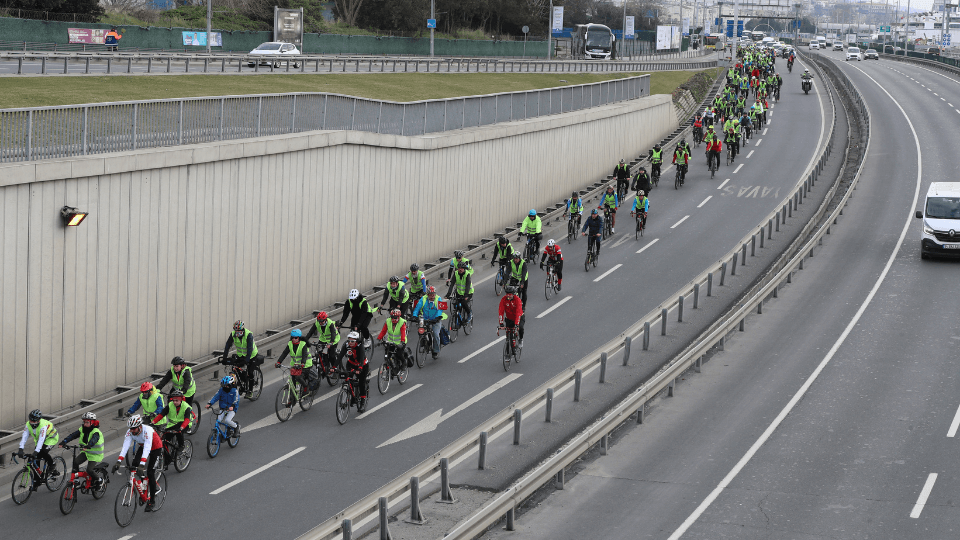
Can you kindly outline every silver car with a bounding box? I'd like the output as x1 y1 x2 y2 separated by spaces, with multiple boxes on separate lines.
248 42 302 68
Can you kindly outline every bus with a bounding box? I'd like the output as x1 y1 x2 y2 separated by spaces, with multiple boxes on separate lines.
750 30 765 41
703 33 722 50
574 24 617 59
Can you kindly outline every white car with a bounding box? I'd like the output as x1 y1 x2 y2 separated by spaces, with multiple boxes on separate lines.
833 42 844 51
809 41 820 50
846 47 862 61
247 42 302 68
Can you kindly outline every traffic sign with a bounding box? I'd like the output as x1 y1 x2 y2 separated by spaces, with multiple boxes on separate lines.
427 19 436 29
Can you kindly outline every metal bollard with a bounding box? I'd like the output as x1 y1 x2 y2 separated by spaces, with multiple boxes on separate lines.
696 355 702 373
678 295 684 322
378 497 392 540
760 228 765 249
342 519 352 540
555 469 565 489
574 369 582 401
545 389 554 422
661 308 668 335
720 262 727 286
707 273 713 296
773 284 778 298
513 409 522 445
406 477 427 525
789 200 793 218
599 353 607 383
505 507 516 531
751 235 756 256
787 271 792 284
739 318 745 331
643 323 650 350
668 378 676 397
719 333 725 351
105 57 110 73
800 258 804 270
731 251 738 275
209 369 220 381
439 458 456 503
478 432 487 470
776 212 781 232
117 408 125 420
693 283 700 309
758 299 763 314
599 433 608 455
623 336 631 366
768 219 773 239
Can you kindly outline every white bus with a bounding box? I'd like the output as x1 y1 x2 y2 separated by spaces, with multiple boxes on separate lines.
750 31 765 41
574 24 617 59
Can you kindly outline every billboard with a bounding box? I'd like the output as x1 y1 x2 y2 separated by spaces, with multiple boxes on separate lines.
68 28 106 44
274 7 304 48
552 6 564 31
682 18 690 36
625 16 635 39
182 31 222 47
656 25 680 49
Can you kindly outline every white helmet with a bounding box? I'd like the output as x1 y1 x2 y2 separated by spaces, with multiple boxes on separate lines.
82 412 97 421
347 331 360 341
348 289 360 300
127 415 143 429
546 239 556 247
638 190 645 197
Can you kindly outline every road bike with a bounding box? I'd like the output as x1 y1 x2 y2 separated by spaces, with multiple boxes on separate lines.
275 363 318 422
221 355 264 401
415 316 445 365
155 427 193 473
566 212 581 244
522 234 538 263
617 182 629 204
447 293 473 342
58 444 109 514
633 211 647 239
10 450 66 504
335 370 367 425
726 139 736 166
675 164 685 189
499 324 522 371
651 165 661 188
584 235 600 271
544 261 559 300
113 464 166 527
206 408 240 458
311 341 341 387
494 261 508 295
377 342 409 395
601 207 613 238
708 151 719 178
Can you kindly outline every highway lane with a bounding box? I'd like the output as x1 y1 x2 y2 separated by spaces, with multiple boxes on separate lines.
481 53 960 540
0 70 826 538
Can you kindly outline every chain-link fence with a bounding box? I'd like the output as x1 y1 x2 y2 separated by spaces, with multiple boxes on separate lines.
0 75 650 163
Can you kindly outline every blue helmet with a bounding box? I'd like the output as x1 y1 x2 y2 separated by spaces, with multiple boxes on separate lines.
291 328 302 338
220 375 235 387
529 209 537 217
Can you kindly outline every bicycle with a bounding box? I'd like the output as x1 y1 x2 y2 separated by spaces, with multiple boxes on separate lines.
447 293 473 342
709 150 719 178
566 212 581 244
163 392 201 436
693 126 703 147
617 182 629 205
222 355 264 401
58 444 109 515
206 407 240 458
335 369 367 425
311 341 341 387
544 261 559 300
633 211 647 239
415 317 444 366
113 464 166 528
601 207 613 238
10 450 66 505
675 164 685 189
522 234 538 263
584 234 600 271
155 426 193 473
498 324 521 371
377 342 410 394
494 261 508 295
726 140 735 166
275 363 318 422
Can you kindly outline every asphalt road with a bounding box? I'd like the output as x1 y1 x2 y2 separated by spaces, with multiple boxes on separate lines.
0 61 825 538
482 52 960 540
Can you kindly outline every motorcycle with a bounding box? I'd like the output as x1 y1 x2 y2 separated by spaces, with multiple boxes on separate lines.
801 78 812 95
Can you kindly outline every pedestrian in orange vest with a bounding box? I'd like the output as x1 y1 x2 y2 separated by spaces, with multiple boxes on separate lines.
105 28 122 51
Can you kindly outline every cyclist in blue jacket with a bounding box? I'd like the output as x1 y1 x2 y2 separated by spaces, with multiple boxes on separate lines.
205 376 240 437
412 286 445 359
581 208 604 254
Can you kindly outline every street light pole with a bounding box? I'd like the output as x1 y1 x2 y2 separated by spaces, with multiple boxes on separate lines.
430 0 435 57
206 0 212 53
548 0 553 60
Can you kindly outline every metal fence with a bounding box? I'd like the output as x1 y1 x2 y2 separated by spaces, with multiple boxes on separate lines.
0 75 650 163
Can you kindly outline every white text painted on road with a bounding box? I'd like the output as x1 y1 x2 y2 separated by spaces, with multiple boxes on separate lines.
697 196 712 208
910 473 938 519
210 446 306 495
458 336 505 364
637 238 659 254
593 264 623 282
670 215 690 229
537 296 572 318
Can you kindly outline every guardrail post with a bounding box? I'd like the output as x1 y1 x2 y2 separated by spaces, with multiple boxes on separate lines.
678 295 684 322
623 336 631 366
720 262 727 286
478 431 487 470
599 433 609 455
788 199 793 218
41 57 46 74
731 251 738 276
693 283 700 309
773 283 778 298
406 477 427 525
776 212 781 232
642 323 650 350
739 318 745 331
555 469 565 489
17 57 22 74
378 497 392 540
751 235 756 256
439 458 456 503
668 378 676 397
758 298 763 314
505 507 516 531
661 308 668 335
116 407 125 420
760 228 765 249
513 409 522 444
599 353 607 383
545 388 554 422
62 57 67 74
127 58 132 73
636 402 644 423
342 519 352 540
209 369 219 381
768 219 773 239
707 273 713 296
574 369 582 401
166 58 171 73
696 355 702 373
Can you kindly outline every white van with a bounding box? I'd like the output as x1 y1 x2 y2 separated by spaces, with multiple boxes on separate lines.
915 182 960 259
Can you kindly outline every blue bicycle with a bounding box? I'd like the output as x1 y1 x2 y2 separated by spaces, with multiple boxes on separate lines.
206 408 240 459
494 262 509 296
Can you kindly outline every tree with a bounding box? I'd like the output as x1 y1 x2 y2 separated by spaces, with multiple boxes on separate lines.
334 0 364 26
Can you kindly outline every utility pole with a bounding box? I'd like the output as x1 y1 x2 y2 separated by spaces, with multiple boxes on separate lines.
905 0 910 56
734 0 739 56
206 0 212 53
623 0 627 59
430 0 435 57
549 0 553 60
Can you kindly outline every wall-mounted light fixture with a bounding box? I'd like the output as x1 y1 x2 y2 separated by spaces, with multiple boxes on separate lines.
60 206 89 227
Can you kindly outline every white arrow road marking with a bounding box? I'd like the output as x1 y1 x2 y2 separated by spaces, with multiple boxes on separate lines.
357 384 423 419
378 373 523 447
210 446 306 495
537 296 572 318
458 336 506 364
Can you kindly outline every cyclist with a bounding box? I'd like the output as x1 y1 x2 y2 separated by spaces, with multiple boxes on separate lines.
379 276 410 317
498 286 525 349
377 309 413 368
446 250 474 286
725 124 739 161
739 110 753 142
632 190 650 231
706 135 723 171
673 140 690 185
412 286 445 359
275 328 319 394
402 264 428 304
338 331 369 411
59 412 103 489
150 390 192 462
539 239 564 291
338 289 376 348
598 185 619 233
566 191 584 221
112 415 161 512
509 251 530 309
754 97 766 127
633 166 651 195
156 356 196 409
304 311 341 374
17 409 59 491
205 375 240 437
581 208 604 256
219 320 262 399
520 209 543 258
126 382 167 427
692 114 703 144
490 236 515 272
614 159 631 200
648 144 663 182
446 261 474 327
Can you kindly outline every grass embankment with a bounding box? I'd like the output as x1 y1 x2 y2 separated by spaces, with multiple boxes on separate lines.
0 70 709 109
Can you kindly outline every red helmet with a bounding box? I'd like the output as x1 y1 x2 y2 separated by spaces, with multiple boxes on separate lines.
390 309 401 319
140 382 154 393
317 311 328 322
427 286 436 294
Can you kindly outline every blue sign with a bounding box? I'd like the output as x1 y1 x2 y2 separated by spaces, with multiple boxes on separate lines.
715 17 721 26
725 20 744 38
427 19 436 29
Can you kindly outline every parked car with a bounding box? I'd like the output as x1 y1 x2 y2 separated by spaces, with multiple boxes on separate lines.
863 48 879 60
927 47 941 56
247 42 302 68
809 41 820 50
833 42 844 51
846 46 862 61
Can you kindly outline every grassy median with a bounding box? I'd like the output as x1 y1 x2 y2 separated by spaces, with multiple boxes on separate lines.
1 70 714 109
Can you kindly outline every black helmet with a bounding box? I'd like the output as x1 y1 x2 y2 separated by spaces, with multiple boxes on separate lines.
498 236 507 245
171 356 186 366
409 263 419 272
505 286 517 294
28 409 42 422
454 250 464 258
389 275 399 283
457 261 469 270
654 143 661 150
571 191 578 198
169 389 185 399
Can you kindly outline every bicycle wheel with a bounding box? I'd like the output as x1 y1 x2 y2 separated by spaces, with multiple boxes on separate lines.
46 456 66 491
299 383 314 411
206 429 220 458
185 406 200 436
494 269 504 296
447 313 459 343
378 363 391 395
59 482 77 515
593 246 599 267
275 384 294 422
227 423 240 448
675 170 681 189
11 468 32 505
114 483 137 528
416 336 428 368
462 306 473 335
636 217 641 240
335 388 351 425
397 364 408 385
567 221 574 244
584 252 591 272
152 472 167 511
514 341 522 364
247 368 264 401
91 468 108 499
173 439 193 473
502 341 511 371
545 272 554 300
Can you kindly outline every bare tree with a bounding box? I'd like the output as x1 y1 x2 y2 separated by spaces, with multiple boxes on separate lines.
335 0 364 26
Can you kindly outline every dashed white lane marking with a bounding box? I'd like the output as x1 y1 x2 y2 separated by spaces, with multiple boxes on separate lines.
762 128 768 136
910 473 938 519
670 215 690 229
946 402 960 437
934 92 939 96
593 264 622 282
697 196 712 208
636 238 659 254
458 337 505 364
746 150 755 158
755 138 762 146
537 296 572 318
717 178 730 190
210 446 306 495
733 164 744 174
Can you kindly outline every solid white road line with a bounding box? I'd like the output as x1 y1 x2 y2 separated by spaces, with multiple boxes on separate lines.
717 178 730 190
746 150 755 159
697 196 712 208
910 474 938 519
669 62 921 540
357 384 423 419
670 215 690 229
458 336 505 363
537 296 572 318
637 238 659 254
946 402 960 437
733 164 744 174
593 264 622 282
210 446 306 495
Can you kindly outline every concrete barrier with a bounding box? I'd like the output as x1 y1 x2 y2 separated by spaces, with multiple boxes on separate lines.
0 94 675 427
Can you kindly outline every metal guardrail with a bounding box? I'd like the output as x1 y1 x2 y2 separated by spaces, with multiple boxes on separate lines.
0 74 650 163
879 51 960 77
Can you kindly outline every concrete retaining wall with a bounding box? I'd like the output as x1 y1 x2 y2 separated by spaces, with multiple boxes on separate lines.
0 94 674 427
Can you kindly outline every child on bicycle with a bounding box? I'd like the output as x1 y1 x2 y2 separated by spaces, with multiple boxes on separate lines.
18 409 59 490
206 376 240 437
151 390 193 456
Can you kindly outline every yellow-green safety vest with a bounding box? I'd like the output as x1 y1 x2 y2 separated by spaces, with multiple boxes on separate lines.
79 427 104 462
233 328 258 359
510 259 528 282
314 320 340 345
453 271 474 295
286 340 313 369
139 389 167 425
387 283 409 303
170 366 195 398
164 401 193 430
385 318 406 345
26 419 58 447
651 149 663 164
